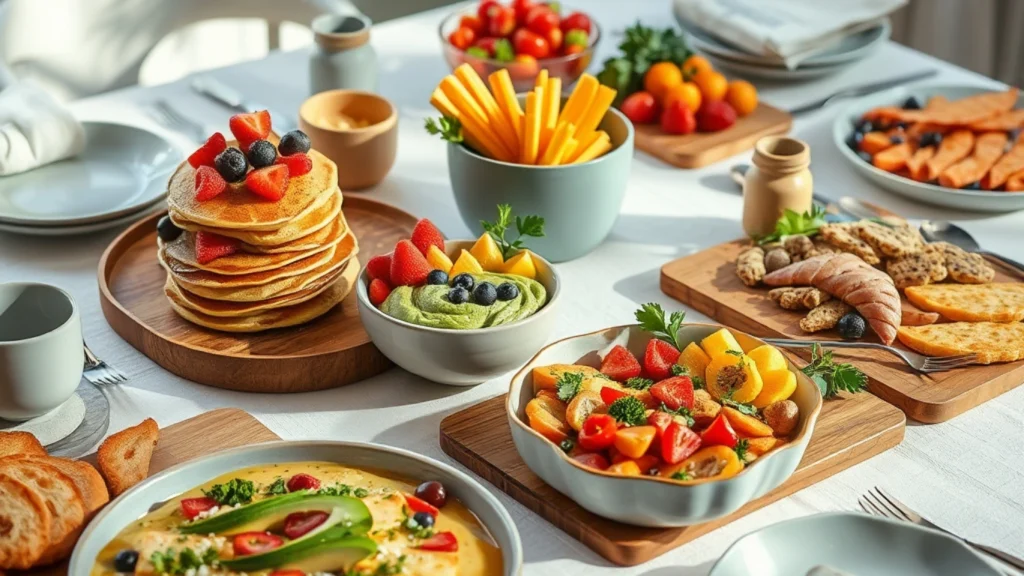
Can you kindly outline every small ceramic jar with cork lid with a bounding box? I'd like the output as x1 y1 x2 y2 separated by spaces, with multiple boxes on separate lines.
742 136 814 238
309 13 377 95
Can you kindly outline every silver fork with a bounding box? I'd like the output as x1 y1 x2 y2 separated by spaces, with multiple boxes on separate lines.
859 487 1024 574
148 99 205 142
763 338 977 373
83 343 128 386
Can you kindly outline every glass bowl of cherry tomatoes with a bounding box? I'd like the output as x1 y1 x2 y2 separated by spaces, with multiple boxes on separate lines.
439 0 599 92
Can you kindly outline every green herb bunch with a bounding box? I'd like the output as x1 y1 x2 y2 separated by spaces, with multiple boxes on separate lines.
424 116 463 143
480 204 545 259
597 22 691 106
756 205 828 245
802 344 868 398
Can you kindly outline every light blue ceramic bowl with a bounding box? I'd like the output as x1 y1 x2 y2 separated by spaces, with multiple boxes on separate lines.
448 99 633 263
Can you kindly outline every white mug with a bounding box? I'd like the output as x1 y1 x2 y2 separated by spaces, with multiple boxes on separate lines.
0 283 83 421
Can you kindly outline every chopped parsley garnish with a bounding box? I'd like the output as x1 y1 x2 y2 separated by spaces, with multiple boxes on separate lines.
555 371 585 402
802 344 868 398
624 377 654 390
608 396 647 427
319 483 353 497
671 364 705 389
658 403 695 427
635 303 686 352
354 487 370 498
722 398 759 416
725 349 744 358
671 471 691 481
263 477 287 496
202 478 254 506
149 547 218 575
734 438 750 461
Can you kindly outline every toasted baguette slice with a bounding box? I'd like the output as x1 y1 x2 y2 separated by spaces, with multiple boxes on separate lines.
0 431 46 459
17 456 108 518
97 418 159 497
0 473 52 570
0 459 85 566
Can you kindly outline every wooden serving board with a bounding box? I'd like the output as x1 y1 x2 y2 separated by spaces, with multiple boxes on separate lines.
634 103 792 168
440 391 904 566
29 409 280 576
98 196 416 393
661 241 1024 423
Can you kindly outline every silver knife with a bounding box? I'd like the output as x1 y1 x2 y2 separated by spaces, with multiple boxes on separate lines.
787 69 939 116
190 75 295 132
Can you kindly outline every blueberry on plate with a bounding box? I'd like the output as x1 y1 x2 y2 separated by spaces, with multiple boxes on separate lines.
412 511 435 528
496 282 519 301
451 273 475 291
902 96 923 110
246 139 277 169
114 549 139 572
473 282 497 306
837 313 866 340
157 215 182 242
448 286 469 304
278 130 311 156
214 147 248 182
856 151 873 163
853 119 873 133
426 270 449 285
846 132 864 150
919 132 943 148
890 134 905 145
962 181 982 190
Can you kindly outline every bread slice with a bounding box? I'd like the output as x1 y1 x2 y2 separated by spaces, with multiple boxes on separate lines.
0 473 52 569
97 418 159 497
17 456 108 518
0 459 85 566
0 431 46 459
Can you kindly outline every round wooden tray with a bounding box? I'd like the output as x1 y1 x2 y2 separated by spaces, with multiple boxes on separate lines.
98 196 417 393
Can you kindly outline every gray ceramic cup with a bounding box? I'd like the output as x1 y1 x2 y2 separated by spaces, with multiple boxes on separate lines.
309 14 378 95
448 98 634 263
0 283 83 421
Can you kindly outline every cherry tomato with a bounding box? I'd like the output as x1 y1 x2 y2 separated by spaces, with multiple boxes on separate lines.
662 421 703 464
578 413 618 451
513 28 550 59
448 27 476 50
661 99 697 135
571 452 611 470
620 91 659 124
233 532 283 556
283 511 329 539
418 531 459 552
404 493 440 516
544 27 563 52
651 376 695 411
560 11 592 34
510 53 539 79
526 5 559 35
599 386 628 405
564 43 585 56
487 5 516 37
459 14 484 35
473 37 498 57
286 473 321 492
511 0 536 25
700 413 739 448
477 0 501 21
180 496 217 520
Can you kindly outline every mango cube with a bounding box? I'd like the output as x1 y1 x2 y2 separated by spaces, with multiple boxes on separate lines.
450 249 484 277
502 250 538 279
746 345 787 375
752 369 797 408
426 245 454 274
470 233 505 272
677 342 711 380
700 328 743 359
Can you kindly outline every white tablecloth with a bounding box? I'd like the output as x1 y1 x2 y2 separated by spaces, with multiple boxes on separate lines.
2 1 1022 573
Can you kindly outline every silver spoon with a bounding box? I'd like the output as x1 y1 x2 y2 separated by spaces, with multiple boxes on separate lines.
920 221 1024 275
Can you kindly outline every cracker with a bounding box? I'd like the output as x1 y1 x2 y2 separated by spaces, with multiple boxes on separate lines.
856 220 924 258
819 223 881 264
905 283 1024 322
799 300 852 333
885 250 946 290
735 246 766 287
768 287 831 310
930 242 995 283
897 322 1024 364
0 474 51 570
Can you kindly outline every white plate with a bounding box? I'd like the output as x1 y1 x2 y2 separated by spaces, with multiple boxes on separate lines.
832 84 1024 213
0 122 181 226
701 54 852 81
710 512 1000 575
0 200 164 236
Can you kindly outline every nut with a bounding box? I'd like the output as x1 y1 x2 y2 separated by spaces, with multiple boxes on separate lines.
764 248 792 273
762 400 799 436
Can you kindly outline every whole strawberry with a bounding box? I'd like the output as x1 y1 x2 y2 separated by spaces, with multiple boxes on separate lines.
696 100 737 132
390 240 431 287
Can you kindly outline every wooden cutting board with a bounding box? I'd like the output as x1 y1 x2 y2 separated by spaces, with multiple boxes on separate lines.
660 240 1024 423
439 392 905 566
633 103 792 168
28 409 280 576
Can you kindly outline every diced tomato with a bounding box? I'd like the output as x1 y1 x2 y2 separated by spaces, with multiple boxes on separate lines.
180 496 217 520
661 422 702 464
283 511 329 539
647 410 675 440
643 339 680 381
571 452 610 471
651 376 695 411
404 493 440 516
233 532 283 556
599 386 628 405
599 345 641 381
701 413 739 449
578 413 617 452
286 473 321 492
419 531 459 552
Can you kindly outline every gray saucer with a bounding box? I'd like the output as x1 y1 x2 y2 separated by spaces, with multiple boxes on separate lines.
0 380 110 458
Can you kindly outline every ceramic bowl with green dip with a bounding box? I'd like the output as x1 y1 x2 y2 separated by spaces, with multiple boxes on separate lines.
356 240 561 386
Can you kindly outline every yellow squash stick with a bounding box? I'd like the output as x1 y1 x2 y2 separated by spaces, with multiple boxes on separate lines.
572 132 611 164
574 85 617 141
488 69 524 146
430 89 509 162
562 137 579 165
539 121 574 165
535 69 549 89
439 76 516 160
521 90 542 164
558 74 598 130
538 77 561 158
453 64 519 155
566 130 605 163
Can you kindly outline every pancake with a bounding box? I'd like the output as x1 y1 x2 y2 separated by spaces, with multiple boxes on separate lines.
169 188 342 247
164 258 358 333
239 208 348 255
167 143 339 231
161 215 345 275
166 233 359 302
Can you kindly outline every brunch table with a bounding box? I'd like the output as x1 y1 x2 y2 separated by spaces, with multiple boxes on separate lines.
3 1 1023 573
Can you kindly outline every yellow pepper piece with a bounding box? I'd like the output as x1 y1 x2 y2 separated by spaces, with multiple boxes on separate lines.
752 369 797 408
701 328 743 359
450 249 484 277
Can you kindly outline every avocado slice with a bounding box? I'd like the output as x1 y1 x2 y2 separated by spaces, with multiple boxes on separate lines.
220 525 377 572
178 492 371 536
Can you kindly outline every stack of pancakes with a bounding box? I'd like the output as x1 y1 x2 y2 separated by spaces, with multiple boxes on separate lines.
159 146 359 332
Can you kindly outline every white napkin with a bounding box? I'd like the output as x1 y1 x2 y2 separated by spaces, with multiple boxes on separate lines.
674 0 906 69
0 83 85 176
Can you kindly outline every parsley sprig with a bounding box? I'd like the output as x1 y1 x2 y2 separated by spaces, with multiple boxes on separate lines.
734 438 750 461
624 377 654 391
556 371 584 402
756 205 828 245
721 398 758 416
635 303 686 352
424 116 463 143
480 204 545 259
202 478 254 506
802 344 868 398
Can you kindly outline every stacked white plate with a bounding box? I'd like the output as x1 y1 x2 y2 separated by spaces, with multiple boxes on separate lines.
672 9 890 81
0 122 181 236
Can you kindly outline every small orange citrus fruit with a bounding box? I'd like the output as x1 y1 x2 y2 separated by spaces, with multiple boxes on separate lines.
726 80 758 116
663 82 703 113
681 54 714 80
643 61 683 104
692 69 728 102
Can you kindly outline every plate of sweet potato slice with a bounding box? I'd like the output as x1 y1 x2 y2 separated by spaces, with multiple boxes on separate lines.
833 85 1024 212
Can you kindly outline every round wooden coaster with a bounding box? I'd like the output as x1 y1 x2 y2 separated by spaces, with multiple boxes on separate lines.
98 196 417 393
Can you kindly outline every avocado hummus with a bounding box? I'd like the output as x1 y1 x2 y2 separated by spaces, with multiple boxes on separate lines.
381 273 547 329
